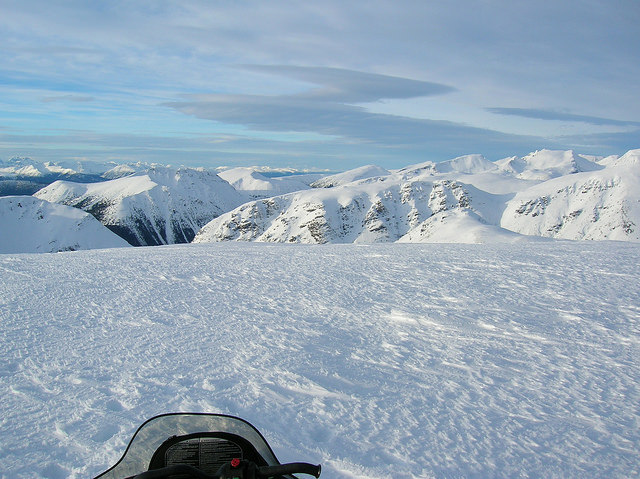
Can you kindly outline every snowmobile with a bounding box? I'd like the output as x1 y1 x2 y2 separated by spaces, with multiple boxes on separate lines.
94 413 322 479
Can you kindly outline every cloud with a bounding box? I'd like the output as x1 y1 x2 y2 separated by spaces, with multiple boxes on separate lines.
41 95 95 103
168 93 522 146
558 128 640 152
238 65 456 102
165 65 535 158
487 108 640 128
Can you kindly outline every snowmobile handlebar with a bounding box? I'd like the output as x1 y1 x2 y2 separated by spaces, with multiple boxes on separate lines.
131 461 322 478
255 462 322 478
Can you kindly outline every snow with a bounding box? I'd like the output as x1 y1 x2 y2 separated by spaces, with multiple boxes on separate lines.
6 148 637 249
101 165 138 180
494 150 603 181
431 154 497 174
0 196 131 253
310 165 391 188
0 157 146 180
218 168 321 198
601 149 640 168
1 241 639 478
397 210 539 244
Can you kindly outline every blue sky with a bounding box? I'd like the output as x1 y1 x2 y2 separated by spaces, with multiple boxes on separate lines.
1 0 638 170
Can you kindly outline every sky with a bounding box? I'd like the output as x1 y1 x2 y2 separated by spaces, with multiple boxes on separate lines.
0 0 639 171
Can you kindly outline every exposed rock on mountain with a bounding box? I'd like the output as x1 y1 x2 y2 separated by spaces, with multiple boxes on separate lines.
0 157 149 196
5 149 639 249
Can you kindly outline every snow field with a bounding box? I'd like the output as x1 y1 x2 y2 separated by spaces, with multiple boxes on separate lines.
0 242 639 478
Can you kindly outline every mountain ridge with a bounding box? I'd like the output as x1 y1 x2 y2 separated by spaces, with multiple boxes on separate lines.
2 148 638 251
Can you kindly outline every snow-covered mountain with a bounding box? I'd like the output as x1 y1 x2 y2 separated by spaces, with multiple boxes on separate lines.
502 152 640 241
217 167 324 199
310 164 391 188
5 149 639 249
35 166 245 246
0 157 148 181
194 149 639 244
193 175 524 244
494 149 603 180
0 196 130 253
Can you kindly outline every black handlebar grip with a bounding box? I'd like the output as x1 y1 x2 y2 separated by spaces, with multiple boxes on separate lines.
258 462 321 478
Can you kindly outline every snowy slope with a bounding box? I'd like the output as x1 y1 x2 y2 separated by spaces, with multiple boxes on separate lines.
494 149 603 181
0 158 150 197
598 148 640 168
35 166 245 246
432 153 498 174
5 149 639 248
501 162 640 241
397 154 536 195
0 196 130 253
218 167 321 198
0 157 77 178
310 164 390 188
1 242 638 478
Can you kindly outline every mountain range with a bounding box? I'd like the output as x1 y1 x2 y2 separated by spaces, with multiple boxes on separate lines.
1 149 638 252
194 149 639 244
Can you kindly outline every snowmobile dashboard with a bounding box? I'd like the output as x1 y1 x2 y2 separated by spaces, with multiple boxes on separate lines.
147 431 271 475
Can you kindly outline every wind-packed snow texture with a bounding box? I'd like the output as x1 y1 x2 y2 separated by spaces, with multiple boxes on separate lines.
1 242 638 478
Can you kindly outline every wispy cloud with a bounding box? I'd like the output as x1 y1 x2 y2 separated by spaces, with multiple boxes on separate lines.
164 66 544 161
238 65 456 102
558 128 640 152
488 108 640 128
165 65 457 135
41 95 95 103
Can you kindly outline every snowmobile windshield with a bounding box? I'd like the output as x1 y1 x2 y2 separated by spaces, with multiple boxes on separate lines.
95 413 282 479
